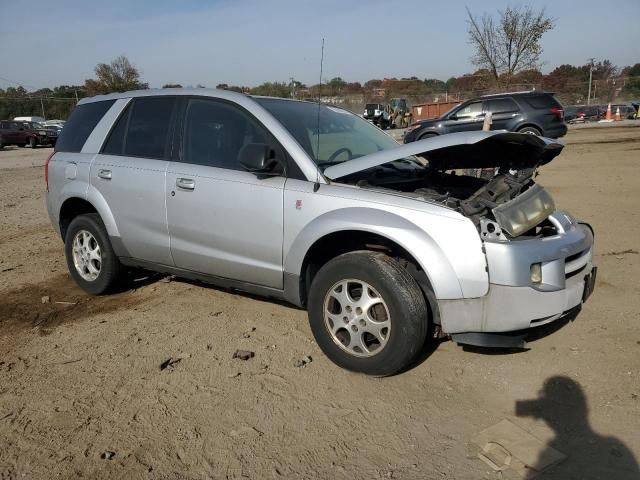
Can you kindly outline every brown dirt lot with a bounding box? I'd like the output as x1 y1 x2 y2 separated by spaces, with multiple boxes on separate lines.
0 126 639 480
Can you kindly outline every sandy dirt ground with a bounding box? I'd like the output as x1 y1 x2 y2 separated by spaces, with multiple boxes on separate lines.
0 125 639 480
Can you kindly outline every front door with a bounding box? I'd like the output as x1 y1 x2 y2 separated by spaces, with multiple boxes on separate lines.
448 100 486 132
166 97 285 288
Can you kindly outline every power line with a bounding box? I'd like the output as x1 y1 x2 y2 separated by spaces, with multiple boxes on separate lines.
0 75 40 91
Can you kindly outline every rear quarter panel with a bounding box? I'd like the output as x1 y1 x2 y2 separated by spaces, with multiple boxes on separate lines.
47 152 95 237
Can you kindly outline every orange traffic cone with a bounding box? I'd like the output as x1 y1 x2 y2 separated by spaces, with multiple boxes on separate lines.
605 103 612 120
615 106 621 121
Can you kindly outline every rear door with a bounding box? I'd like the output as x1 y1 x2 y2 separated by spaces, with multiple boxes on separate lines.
483 98 521 131
91 96 177 265
0 122 13 143
4 121 22 143
165 97 285 288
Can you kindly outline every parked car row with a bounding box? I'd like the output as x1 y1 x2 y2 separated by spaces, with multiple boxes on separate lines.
0 120 59 149
564 104 637 123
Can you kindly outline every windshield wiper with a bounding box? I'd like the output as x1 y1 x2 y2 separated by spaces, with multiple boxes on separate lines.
316 160 345 169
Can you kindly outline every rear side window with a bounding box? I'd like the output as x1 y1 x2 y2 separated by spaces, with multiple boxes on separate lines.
55 100 115 152
102 103 131 155
102 97 175 159
523 95 561 109
485 98 519 114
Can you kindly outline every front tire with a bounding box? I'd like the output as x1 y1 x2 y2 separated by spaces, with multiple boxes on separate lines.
518 126 542 136
418 132 437 141
308 251 428 376
64 213 122 295
29 137 37 148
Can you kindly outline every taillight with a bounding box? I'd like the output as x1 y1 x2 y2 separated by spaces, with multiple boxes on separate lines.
45 151 55 192
550 106 564 120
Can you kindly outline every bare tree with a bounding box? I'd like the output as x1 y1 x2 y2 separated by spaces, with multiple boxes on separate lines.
84 56 148 96
466 6 554 81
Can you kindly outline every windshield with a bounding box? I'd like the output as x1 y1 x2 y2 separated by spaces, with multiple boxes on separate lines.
255 98 402 167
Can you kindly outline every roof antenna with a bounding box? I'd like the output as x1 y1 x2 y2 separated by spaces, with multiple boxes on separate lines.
313 38 325 193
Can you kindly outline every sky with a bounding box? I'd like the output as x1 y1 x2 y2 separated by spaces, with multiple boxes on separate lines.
0 0 639 90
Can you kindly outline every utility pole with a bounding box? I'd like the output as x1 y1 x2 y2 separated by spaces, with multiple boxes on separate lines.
40 96 46 120
587 58 595 105
290 77 295 99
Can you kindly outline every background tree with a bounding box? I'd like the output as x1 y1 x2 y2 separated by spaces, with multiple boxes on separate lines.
466 6 554 82
162 83 182 88
250 82 291 98
84 56 148 96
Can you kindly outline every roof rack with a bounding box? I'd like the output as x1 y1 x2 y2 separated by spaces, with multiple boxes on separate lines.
479 89 544 98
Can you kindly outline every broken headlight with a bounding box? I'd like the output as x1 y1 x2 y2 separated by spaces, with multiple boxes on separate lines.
492 184 555 237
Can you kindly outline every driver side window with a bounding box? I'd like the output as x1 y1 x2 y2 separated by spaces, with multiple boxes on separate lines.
181 99 281 173
455 101 484 119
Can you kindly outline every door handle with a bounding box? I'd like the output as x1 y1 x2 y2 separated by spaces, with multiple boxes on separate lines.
176 178 195 190
98 169 112 180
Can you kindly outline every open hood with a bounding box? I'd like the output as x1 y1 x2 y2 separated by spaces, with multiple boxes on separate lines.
323 131 564 180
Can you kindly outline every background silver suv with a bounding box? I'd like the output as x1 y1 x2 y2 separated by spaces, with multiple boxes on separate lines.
46 88 596 376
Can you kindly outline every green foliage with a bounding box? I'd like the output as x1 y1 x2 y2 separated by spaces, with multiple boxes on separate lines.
250 82 291 98
84 56 148 96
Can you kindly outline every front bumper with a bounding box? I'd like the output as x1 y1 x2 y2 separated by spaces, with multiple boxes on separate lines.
438 211 596 334
36 135 56 145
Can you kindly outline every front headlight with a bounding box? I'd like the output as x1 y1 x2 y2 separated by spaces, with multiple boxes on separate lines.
492 184 555 237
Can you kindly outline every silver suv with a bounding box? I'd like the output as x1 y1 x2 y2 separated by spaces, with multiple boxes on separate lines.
46 89 596 376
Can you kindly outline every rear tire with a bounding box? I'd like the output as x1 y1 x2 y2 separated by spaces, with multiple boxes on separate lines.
518 126 542 136
307 251 428 376
64 213 123 295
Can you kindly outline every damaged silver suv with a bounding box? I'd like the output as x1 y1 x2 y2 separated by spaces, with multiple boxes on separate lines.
46 89 596 376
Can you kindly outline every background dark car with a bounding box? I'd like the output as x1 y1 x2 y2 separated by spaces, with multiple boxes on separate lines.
611 104 637 120
565 105 601 123
404 91 567 143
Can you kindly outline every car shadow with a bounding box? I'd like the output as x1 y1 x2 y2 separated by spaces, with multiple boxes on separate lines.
515 376 639 478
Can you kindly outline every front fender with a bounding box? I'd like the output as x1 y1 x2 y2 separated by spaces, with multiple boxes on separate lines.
284 207 467 300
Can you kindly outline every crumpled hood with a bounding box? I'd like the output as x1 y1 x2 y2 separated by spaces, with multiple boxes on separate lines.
323 131 564 180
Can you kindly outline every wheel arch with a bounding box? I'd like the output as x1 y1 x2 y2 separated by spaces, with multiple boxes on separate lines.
294 229 442 325
284 208 466 315
418 130 439 140
58 185 120 241
59 197 98 240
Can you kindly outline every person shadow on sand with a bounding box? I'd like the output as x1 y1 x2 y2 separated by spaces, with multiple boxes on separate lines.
516 375 639 479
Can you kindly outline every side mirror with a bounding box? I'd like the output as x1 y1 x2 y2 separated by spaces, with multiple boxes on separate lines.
239 143 278 173
449 114 458 121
